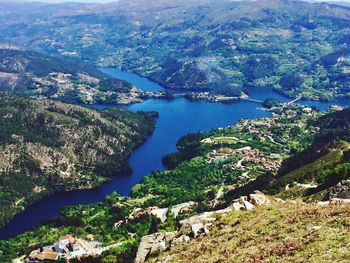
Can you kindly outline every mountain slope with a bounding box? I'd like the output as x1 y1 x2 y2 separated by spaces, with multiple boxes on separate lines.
265 107 350 200
2 103 350 262
0 43 151 105
0 0 350 100
0 93 157 228
150 201 350 263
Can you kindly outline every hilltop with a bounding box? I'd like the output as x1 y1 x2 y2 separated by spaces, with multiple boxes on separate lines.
0 94 157 228
0 0 350 100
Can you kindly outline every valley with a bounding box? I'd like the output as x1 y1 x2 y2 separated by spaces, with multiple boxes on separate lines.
1 0 350 101
1 68 349 263
0 0 350 262
0 93 157 230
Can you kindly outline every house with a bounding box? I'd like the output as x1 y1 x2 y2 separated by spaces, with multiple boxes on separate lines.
53 235 76 253
26 250 59 262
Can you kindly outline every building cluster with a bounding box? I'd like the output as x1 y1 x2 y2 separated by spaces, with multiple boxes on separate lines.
25 234 116 262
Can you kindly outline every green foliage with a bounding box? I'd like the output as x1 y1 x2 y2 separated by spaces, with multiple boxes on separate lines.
0 94 157 228
2 0 350 100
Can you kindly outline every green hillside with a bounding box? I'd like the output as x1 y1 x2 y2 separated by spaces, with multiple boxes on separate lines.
1 0 350 100
0 94 157 228
0 44 150 105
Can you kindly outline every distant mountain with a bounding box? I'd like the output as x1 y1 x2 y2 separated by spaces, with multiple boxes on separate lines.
0 0 349 100
0 93 157 227
0 43 151 105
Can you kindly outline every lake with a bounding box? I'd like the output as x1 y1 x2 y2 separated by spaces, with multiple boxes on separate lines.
0 68 347 239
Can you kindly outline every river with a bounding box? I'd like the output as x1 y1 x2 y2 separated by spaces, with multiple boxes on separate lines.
0 68 348 239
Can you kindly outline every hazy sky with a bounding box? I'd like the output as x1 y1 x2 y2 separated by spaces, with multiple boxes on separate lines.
30 0 350 3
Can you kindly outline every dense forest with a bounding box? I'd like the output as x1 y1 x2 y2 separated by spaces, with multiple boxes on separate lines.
0 94 157 228
0 0 349 100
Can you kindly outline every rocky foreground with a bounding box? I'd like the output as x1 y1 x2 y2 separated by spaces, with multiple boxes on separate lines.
140 192 350 263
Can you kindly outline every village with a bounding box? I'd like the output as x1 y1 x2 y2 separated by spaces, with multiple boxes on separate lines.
20 235 121 262
202 103 326 184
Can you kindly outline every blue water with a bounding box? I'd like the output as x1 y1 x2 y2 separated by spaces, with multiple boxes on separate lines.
100 67 163 92
0 68 348 240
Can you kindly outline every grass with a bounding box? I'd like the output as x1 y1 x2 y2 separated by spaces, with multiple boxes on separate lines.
213 136 240 144
150 202 350 263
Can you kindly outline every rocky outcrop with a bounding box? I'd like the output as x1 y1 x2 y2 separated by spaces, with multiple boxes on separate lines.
190 223 210 238
146 201 197 223
227 191 271 211
249 190 271 206
135 192 273 262
172 235 190 246
135 232 176 263
329 180 350 199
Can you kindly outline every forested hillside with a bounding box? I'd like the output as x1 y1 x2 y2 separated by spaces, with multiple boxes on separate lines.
0 0 350 100
0 43 153 105
0 94 157 228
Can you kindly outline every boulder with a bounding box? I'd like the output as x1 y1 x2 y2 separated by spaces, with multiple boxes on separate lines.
171 201 196 217
150 208 168 222
243 201 255 210
172 235 190 246
230 201 245 211
239 196 248 203
273 197 285 204
134 232 176 263
317 201 330 206
329 180 350 199
190 223 210 238
249 191 271 206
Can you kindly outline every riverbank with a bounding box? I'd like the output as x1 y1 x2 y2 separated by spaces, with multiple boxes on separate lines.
1 68 349 240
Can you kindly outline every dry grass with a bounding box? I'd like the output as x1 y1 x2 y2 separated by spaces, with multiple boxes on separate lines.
150 202 350 263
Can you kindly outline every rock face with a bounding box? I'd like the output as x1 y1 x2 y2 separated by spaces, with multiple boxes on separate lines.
179 212 217 230
329 180 350 199
147 201 197 222
317 198 350 206
135 232 176 263
149 208 168 223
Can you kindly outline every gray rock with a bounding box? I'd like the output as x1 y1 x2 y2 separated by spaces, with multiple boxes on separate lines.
329 180 350 199
249 191 271 206
179 212 216 229
150 208 168 222
172 235 190 246
330 198 350 204
317 201 330 206
171 201 196 217
239 196 248 203
134 232 176 263
191 223 210 238
243 200 255 210
230 201 245 211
